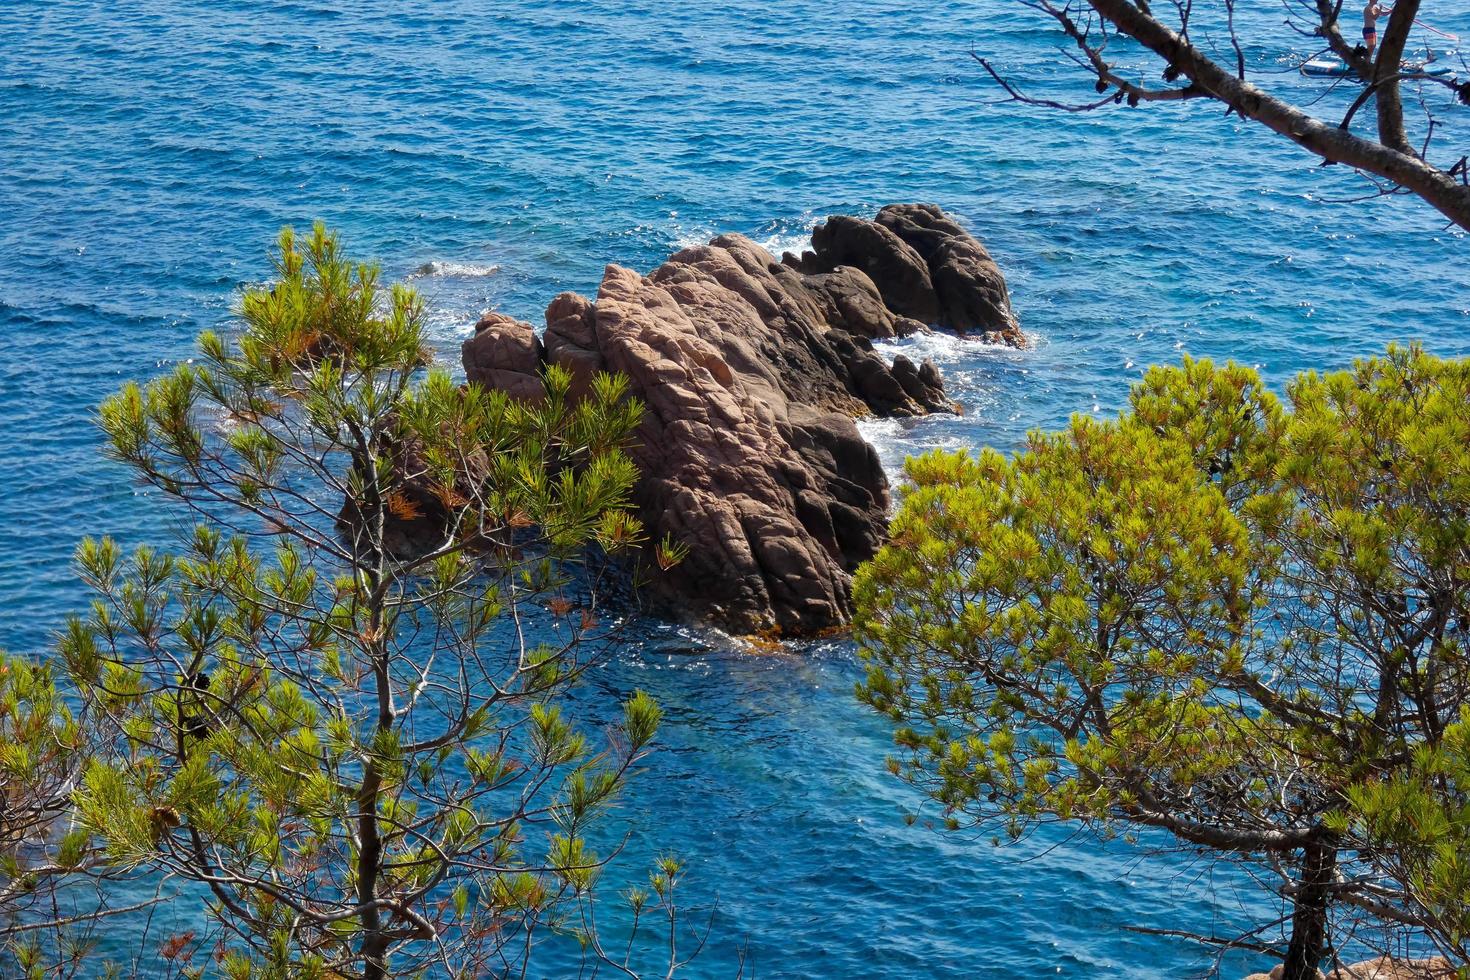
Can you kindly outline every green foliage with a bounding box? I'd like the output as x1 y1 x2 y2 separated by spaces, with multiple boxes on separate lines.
855 345 1470 972
1350 708 1470 966
572 852 705 978
0 654 85 893
0 652 120 976
67 225 666 978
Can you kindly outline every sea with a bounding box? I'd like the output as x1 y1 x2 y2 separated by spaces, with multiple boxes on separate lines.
2 1 1468 977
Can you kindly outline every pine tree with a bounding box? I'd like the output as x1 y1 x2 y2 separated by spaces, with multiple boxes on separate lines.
855 346 1470 979
61 224 666 979
0 652 109 978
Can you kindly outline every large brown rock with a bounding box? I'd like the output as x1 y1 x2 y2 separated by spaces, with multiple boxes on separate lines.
542 291 605 401
877 203 1018 341
586 260 885 632
462 312 545 402
791 202 1023 345
801 216 940 325
390 204 1021 635
787 267 901 340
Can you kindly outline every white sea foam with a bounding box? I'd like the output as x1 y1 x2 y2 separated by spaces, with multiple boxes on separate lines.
871 325 1037 366
669 216 816 259
669 224 718 252
857 328 1042 488
870 329 969 366
420 309 484 365
424 307 480 334
408 260 501 279
857 415 977 491
753 228 814 259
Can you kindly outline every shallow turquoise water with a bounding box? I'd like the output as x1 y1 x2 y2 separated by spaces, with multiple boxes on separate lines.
3 1 1469 976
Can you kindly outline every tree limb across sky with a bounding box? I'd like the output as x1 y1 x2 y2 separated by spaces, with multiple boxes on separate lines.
980 0 1470 230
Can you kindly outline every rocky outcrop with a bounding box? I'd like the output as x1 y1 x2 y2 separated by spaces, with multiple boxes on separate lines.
573 256 892 633
388 204 1021 635
786 202 1022 346
462 312 546 402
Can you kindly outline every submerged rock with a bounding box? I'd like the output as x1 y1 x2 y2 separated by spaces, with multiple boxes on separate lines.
391 204 1022 635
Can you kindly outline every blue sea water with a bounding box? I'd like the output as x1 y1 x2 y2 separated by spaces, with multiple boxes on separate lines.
3 0 1469 976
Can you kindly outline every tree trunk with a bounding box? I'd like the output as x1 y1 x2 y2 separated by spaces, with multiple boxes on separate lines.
1281 836 1337 980
358 758 388 980
358 596 394 980
1373 0 1422 156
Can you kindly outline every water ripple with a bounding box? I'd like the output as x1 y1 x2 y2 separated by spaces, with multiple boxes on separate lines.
3 0 1469 975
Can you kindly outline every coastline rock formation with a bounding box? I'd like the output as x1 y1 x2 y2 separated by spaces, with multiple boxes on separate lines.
786 203 1020 345
448 204 1022 635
